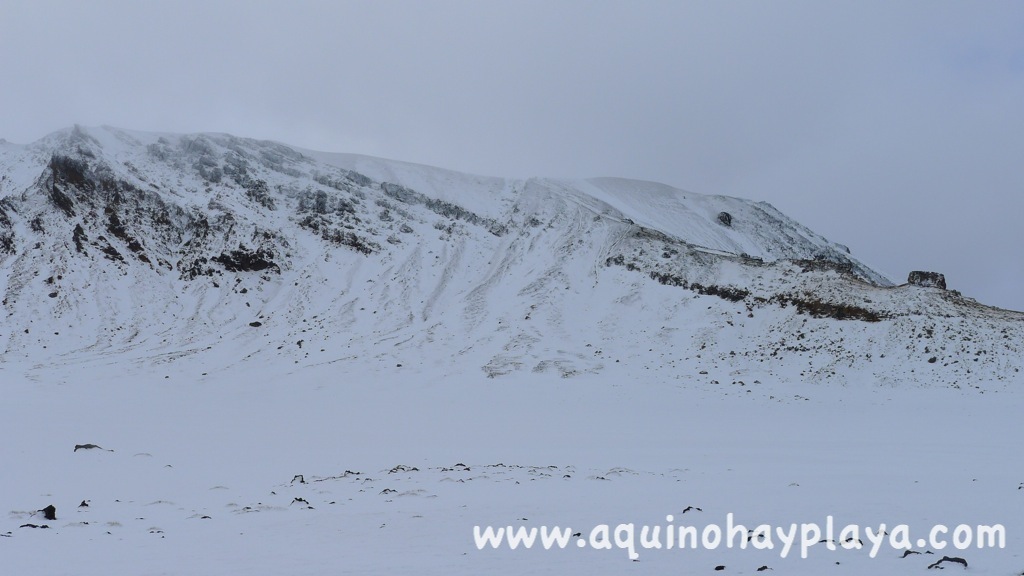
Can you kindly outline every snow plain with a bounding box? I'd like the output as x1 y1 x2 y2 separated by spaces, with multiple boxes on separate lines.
3 361 1022 575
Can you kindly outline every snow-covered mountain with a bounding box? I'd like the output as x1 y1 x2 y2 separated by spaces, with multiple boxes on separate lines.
0 125 1019 385
2 126 1022 576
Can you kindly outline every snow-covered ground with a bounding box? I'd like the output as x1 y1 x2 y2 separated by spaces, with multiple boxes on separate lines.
3 361 1022 575
1 126 1021 574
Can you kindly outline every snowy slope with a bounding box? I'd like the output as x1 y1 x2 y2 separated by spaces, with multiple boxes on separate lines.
1 126 1022 575
2 125 1017 385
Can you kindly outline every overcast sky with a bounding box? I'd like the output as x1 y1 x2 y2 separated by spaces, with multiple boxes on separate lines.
2 1 1022 310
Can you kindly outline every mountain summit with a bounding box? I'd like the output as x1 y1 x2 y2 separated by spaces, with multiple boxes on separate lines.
0 125 1020 384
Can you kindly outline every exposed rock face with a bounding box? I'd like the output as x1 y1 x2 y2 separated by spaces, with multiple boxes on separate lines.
717 211 732 227
908 271 946 290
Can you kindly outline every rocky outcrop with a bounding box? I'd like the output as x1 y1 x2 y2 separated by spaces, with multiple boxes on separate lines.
381 182 507 236
908 271 946 290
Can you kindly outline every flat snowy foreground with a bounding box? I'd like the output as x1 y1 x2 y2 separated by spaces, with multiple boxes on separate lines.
2 359 1021 575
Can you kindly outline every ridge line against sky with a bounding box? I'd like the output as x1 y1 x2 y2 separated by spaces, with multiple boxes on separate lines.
1 1 1022 311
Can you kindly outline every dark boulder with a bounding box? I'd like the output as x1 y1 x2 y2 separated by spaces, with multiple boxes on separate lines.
212 248 279 273
717 212 732 227
908 271 946 290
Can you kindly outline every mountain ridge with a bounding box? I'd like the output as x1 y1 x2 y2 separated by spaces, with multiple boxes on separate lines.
0 125 1020 386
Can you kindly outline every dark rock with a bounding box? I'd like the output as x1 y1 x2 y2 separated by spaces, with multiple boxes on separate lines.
106 209 133 246
691 282 749 302
74 443 106 452
48 155 91 216
388 464 419 474
0 206 14 254
244 179 276 210
212 248 280 273
98 238 125 262
249 321 262 327
605 254 625 267
381 182 507 236
41 505 56 520
297 214 379 255
927 555 967 569
717 212 732 227
901 550 921 558
178 256 212 280
795 254 854 275
768 293 884 323
908 271 946 290
72 223 88 252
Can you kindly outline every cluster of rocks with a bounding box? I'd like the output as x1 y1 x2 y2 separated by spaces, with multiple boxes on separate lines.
908 271 946 290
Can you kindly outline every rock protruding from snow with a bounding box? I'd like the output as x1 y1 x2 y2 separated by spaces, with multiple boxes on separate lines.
41 505 56 520
908 270 947 290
